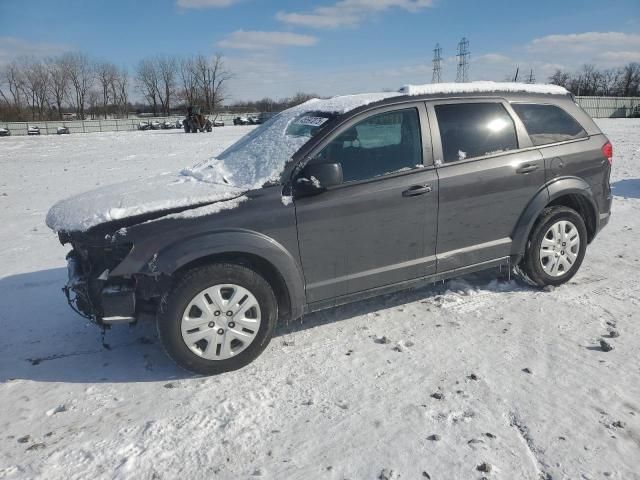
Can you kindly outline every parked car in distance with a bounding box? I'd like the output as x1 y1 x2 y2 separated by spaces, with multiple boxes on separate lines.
27 125 41 136
46 82 612 375
161 121 175 129
137 121 151 131
213 119 225 127
233 116 250 125
0 127 10 137
57 126 70 135
176 119 183 129
150 121 162 130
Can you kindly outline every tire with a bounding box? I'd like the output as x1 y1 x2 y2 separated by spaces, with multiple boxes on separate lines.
183 123 190 133
157 263 278 375
518 206 588 287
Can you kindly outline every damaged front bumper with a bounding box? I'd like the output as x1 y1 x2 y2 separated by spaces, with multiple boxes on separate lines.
64 250 137 326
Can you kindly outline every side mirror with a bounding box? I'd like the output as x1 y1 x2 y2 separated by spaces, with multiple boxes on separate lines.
294 163 343 197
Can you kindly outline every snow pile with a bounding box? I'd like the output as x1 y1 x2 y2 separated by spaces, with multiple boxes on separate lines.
45 173 243 232
182 92 401 189
399 81 569 96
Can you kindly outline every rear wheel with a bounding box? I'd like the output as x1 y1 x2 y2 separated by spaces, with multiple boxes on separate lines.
157 263 277 375
183 122 190 133
519 206 587 287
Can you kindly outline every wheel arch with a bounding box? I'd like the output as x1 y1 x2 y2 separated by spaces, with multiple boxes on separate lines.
511 177 599 259
152 230 305 323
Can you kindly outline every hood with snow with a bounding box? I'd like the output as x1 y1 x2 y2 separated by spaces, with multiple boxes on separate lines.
45 92 400 233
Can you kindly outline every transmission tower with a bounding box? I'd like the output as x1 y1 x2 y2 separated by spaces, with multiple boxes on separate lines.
456 37 470 83
432 43 443 83
526 69 536 84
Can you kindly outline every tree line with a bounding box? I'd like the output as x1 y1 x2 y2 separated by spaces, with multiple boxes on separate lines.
548 63 640 97
0 52 232 122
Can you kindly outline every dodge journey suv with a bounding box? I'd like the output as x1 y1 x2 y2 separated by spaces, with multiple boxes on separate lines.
46 82 612 375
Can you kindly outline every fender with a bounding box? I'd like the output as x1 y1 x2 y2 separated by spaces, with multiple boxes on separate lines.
510 176 599 258
144 229 306 320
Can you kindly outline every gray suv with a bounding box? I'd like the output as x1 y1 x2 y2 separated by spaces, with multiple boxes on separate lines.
46 83 612 375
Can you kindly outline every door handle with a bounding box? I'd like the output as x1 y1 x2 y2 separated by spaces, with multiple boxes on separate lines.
402 184 432 197
516 164 539 174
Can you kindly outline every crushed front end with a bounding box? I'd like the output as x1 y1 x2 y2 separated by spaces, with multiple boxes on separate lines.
60 230 138 326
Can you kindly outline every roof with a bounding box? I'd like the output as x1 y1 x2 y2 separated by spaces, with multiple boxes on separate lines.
399 81 569 97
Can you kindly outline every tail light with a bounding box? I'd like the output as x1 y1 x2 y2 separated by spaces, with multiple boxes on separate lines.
602 141 613 166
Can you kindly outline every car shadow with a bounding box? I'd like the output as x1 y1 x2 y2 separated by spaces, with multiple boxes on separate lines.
611 179 640 199
0 267 527 384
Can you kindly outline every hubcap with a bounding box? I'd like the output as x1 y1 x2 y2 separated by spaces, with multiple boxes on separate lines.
180 284 261 360
539 220 580 277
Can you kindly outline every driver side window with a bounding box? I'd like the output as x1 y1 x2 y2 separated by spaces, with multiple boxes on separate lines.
313 108 422 183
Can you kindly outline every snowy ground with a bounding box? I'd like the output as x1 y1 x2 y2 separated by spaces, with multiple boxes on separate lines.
0 121 639 480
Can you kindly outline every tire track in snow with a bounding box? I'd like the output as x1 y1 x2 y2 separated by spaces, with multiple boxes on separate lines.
508 411 553 480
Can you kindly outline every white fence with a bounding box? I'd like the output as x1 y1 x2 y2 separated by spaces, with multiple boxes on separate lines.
575 96 639 118
1 112 260 136
2 97 638 136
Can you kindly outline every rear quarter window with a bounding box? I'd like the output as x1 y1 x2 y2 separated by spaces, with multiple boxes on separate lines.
511 103 587 146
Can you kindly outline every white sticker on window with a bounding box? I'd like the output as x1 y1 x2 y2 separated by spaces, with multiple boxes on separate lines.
294 116 329 127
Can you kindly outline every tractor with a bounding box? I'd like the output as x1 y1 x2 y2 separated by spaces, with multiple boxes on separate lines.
183 106 212 133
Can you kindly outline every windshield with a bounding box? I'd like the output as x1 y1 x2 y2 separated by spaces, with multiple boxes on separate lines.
180 92 401 189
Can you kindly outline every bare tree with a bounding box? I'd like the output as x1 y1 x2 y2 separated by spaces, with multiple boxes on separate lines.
600 68 621 96
46 56 70 119
22 58 50 120
619 63 640 97
549 69 570 89
87 88 100 119
178 57 197 106
96 61 118 119
157 56 177 116
113 67 129 118
1 60 26 119
65 52 94 119
136 58 160 115
192 53 232 113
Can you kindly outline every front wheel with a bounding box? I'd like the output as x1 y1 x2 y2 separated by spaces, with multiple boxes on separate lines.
518 206 588 287
157 263 277 375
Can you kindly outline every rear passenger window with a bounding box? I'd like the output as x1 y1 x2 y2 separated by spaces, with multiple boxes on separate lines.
315 108 422 183
435 103 518 163
511 103 587 146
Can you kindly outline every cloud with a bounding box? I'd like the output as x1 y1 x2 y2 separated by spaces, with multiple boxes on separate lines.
595 51 640 63
176 0 241 8
218 30 318 50
276 0 434 29
0 37 71 65
476 53 511 63
527 31 640 68
528 31 640 54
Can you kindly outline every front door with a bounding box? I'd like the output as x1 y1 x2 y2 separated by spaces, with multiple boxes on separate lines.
294 104 438 305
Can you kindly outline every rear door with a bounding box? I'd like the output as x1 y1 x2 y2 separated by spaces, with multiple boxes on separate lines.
427 99 546 271
294 103 438 305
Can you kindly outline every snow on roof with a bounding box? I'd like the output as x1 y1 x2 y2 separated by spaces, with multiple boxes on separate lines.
399 81 569 96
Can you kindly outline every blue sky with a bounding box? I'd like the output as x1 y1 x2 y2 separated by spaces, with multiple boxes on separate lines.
1 0 639 101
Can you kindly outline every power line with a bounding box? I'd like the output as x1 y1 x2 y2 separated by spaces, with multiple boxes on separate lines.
432 43 442 83
526 69 536 84
456 37 470 83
